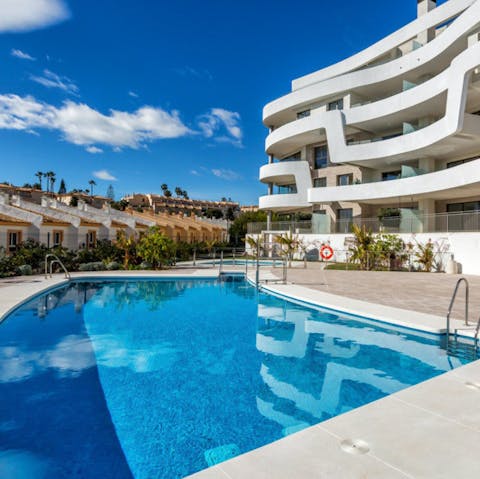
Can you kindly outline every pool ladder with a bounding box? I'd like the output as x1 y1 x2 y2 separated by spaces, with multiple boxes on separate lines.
445 278 480 355
44 253 71 279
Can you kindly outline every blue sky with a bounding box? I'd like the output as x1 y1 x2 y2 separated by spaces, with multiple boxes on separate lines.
0 0 434 204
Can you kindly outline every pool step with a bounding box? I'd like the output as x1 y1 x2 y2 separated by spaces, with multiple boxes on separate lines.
204 444 241 467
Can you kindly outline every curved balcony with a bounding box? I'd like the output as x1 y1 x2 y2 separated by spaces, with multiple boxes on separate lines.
291 0 475 90
266 43 480 168
259 161 312 211
308 159 480 205
259 160 310 185
263 0 480 126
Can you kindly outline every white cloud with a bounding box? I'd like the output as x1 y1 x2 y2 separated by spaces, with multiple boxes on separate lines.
211 168 242 181
190 169 201 176
86 146 103 154
93 169 117 181
11 48 36 61
0 0 70 33
0 93 192 151
30 69 79 95
128 91 139 98
198 108 243 146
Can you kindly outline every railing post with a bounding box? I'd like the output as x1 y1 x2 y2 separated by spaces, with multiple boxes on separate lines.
255 247 260 290
233 248 236 265
193 248 196 266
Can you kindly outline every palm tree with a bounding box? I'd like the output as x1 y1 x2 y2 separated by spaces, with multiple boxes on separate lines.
161 183 168 194
35 171 43 190
49 173 56 193
175 186 182 197
43 172 50 192
88 180 96 197
43 171 55 193
275 232 300 267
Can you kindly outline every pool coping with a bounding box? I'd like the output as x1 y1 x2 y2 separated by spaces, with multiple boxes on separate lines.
1 271 480 478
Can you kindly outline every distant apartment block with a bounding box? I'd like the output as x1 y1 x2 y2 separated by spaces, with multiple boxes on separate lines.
124 193 240 218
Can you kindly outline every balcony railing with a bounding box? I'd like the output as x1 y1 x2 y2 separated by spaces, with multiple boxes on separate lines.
247 210 480 235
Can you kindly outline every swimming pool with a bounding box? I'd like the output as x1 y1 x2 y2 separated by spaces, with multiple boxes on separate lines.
0 277 475 478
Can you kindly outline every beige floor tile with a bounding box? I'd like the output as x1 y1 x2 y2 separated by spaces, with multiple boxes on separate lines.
320 395 480 479
218 426 409 479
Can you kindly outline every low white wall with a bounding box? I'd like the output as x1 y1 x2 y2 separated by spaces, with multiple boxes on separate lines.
249 232 480 275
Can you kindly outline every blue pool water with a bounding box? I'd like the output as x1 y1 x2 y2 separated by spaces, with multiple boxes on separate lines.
0 277 474 478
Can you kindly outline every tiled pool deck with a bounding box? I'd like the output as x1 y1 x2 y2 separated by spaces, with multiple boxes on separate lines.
1 268 479 478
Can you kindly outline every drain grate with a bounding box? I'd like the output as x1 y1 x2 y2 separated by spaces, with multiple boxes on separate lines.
465 381 480 391
340 438 370 455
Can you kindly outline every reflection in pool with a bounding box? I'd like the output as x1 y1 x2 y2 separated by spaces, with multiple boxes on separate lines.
0 278 471 478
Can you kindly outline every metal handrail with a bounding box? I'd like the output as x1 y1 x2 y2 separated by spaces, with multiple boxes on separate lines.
446 277 469 336
475 317 480 351
45 253 71 279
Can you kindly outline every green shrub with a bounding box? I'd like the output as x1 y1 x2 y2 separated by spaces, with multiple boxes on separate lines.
136 227 175 269
17 264 33 276
78 261 106 272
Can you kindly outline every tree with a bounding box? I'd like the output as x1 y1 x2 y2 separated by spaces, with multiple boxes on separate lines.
106 184 115 201
88 179 96 197
161 183 168 193
116 231 137 268
136 227 175 269
49 173 56 193
226 207 235 221
164 189 172 198
58 179 67 194
228 210 271 246
182 189 189 199
174 186 183 197
205 208 223 219
35 171 43 190
275 232 300 267
43 172 51 192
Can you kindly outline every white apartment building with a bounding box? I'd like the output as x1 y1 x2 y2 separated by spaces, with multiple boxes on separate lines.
259 0 480 242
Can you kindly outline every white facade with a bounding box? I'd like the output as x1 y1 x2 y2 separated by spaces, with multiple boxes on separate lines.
259 0 480 239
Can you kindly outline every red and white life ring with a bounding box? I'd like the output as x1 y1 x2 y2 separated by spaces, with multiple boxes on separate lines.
320 245 334 261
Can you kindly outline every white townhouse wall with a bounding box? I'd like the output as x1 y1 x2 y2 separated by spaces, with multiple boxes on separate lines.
10 195 81 250
0 194 155 252
259 0 480 247
79 201 155 237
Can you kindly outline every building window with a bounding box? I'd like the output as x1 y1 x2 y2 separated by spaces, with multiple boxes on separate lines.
336 208 353 233
53 230 64 247
314 146 328 169
313 177 327 188
447 201 480 212
87 230 97 249
296 110 310 119
283 152 301 162
447 159 467 168
327 98 344 111
276 184 297 194
337 173 353 186
381 170 401 181
7 230 22 253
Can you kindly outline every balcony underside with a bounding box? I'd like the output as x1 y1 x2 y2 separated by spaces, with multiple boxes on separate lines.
308 158 480 205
